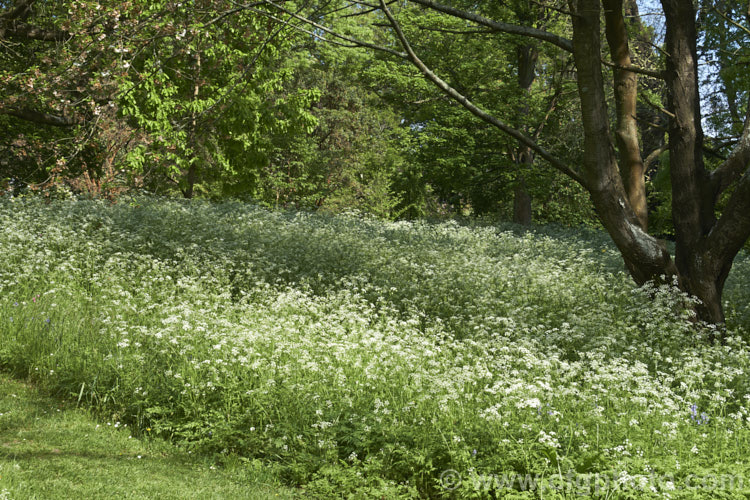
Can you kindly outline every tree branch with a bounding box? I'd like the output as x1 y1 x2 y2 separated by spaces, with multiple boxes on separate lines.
407 0 574 52
379 0 583 184
602 59 665 80
0 22 68 41
1 107 81 127
712 5 750 36
260 0 408 59
412 24 495 36
641 92 675 118
643 145 667 170
706 167 750 273
710 105 750 194
0 0 35 21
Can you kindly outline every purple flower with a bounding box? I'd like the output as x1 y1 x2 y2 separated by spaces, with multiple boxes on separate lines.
690 404 709 424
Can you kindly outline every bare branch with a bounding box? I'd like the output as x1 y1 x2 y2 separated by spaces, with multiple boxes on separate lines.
245 6 362 49
412 24 495 36
204 2 267 27
712 6 750 36
641 92 675 118
602 59 665 80
408 0 574 52
643 145 667 170
379 0 583 184
528 0 579 18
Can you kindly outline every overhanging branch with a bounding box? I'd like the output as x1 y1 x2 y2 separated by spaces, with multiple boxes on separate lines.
0 22 69 41
408 0 574 52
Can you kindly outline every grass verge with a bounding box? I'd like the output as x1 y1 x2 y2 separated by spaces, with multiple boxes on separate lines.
0 372 295 499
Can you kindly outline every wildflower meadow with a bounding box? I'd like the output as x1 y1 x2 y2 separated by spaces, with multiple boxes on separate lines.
1 196 749 498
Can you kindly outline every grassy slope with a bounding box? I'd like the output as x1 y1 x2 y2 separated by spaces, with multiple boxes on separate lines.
0 373 295 499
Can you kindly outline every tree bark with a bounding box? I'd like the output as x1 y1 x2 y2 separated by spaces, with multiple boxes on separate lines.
513 176 532 225
603 0 648 230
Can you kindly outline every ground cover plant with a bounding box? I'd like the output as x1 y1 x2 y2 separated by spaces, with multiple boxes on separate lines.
1 196 750 498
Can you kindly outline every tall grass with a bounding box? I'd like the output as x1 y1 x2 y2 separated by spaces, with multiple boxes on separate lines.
1 196 749 498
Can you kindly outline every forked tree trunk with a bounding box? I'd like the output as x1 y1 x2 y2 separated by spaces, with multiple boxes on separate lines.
569 0 750 329
661 0 741 327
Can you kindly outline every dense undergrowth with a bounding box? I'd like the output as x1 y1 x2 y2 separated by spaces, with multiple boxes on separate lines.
1 196 749 498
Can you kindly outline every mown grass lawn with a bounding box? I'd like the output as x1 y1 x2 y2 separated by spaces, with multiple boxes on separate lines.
1 196 750 498
0 373 296 499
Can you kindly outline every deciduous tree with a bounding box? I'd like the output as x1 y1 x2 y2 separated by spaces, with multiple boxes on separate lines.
257 0 750 330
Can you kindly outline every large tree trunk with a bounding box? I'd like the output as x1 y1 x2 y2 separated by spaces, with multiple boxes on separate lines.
661 0 739 328
377 0 750 327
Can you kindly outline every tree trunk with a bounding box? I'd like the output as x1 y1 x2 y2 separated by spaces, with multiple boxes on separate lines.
513 176 532 225
183 52 201 199
184 163 196 199
512 44 537 225
377 0 750 327
659 0 750 329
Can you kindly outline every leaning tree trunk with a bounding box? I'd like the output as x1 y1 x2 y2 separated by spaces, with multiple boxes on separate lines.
603 0 648 230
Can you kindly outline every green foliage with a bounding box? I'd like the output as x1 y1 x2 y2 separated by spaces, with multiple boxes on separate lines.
698 0 750 136
361 0 591 223
2 197 750 497
250 28 411 218
116 1 319 197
